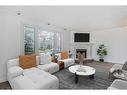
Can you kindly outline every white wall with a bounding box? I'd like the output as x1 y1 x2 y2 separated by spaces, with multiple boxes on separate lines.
69 27 127 64
0 9 70 83
62 30 70 51
0 10 21 82
91 27 127 64
0 11 6 82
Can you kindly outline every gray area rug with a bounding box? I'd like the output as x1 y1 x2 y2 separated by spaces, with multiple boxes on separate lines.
54 62 114 89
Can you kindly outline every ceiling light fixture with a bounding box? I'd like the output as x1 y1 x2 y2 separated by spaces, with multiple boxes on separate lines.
47 23 51 25
64 28 67 30
17 12 21 15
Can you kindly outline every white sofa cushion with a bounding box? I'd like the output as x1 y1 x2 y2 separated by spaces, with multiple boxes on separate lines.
37 62 59 74
7 59 19 68
13 75 59 89
8 66 23 78
36 56 40 65
23 67 41 76
24 70 59 89
39 53 51 65
12 75 39 89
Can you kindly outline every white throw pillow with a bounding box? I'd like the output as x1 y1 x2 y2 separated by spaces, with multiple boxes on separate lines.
47 54 52 62
39 53 51 65
8 66 23 78
7 58 19 68
36 56 40 65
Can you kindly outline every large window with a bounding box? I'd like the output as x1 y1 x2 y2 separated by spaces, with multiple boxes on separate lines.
24 26 61 55
38 29 61 54
24 26 35 55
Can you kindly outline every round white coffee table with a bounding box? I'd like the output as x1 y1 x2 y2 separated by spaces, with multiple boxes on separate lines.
69 65 96 83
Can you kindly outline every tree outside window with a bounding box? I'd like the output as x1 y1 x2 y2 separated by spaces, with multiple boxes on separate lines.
24 26 61 55
24 26 35 55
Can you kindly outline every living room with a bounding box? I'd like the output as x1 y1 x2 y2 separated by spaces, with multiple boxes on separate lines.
1 4 127 94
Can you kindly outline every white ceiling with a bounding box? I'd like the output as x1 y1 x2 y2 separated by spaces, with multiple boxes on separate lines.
2 6 127 31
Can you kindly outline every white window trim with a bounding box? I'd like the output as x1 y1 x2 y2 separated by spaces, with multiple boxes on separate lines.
23 24 62 55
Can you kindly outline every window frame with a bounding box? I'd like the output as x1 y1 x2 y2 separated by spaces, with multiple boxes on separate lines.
23 25 62 55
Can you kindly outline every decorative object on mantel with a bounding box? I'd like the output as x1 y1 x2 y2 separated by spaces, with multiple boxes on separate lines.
97 44 108 62
68 50 73 58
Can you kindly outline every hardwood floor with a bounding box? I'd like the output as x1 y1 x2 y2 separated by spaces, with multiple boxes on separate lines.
0 81 11 89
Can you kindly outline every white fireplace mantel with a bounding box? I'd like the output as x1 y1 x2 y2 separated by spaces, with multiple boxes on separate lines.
70 31 93 60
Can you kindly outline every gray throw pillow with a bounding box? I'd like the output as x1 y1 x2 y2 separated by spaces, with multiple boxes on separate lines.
112 69 123 75
122 61 127 71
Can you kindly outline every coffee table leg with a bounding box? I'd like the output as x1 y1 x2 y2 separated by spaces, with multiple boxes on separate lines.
89 74 94 79
75 73 79 83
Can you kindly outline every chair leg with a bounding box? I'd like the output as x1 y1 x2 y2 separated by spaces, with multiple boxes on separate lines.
108 72 111 79
108 72 114 80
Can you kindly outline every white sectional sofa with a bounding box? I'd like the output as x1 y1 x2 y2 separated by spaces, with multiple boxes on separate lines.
7 53 74 89
7 55 59 89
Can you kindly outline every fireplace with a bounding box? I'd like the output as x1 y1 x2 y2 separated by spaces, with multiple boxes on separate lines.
72 43 93 59
76 49 87 58
70 32 93 60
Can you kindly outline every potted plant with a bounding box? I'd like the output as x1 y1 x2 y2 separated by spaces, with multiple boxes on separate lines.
97 44 108 62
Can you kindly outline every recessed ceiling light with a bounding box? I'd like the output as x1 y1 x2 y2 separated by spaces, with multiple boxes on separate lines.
17 12 21 15
64 28 67 30
47 23 51 25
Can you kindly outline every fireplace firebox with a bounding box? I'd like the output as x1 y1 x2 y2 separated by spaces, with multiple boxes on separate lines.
76 49 87 58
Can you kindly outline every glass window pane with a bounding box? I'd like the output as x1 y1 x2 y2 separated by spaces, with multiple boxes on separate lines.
24 26 35 55
38 30 54 55
54 32 61 53
38 29 61 55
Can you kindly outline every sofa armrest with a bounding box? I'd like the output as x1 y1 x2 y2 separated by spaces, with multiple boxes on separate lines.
110 64 123 73
8 66 23 78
